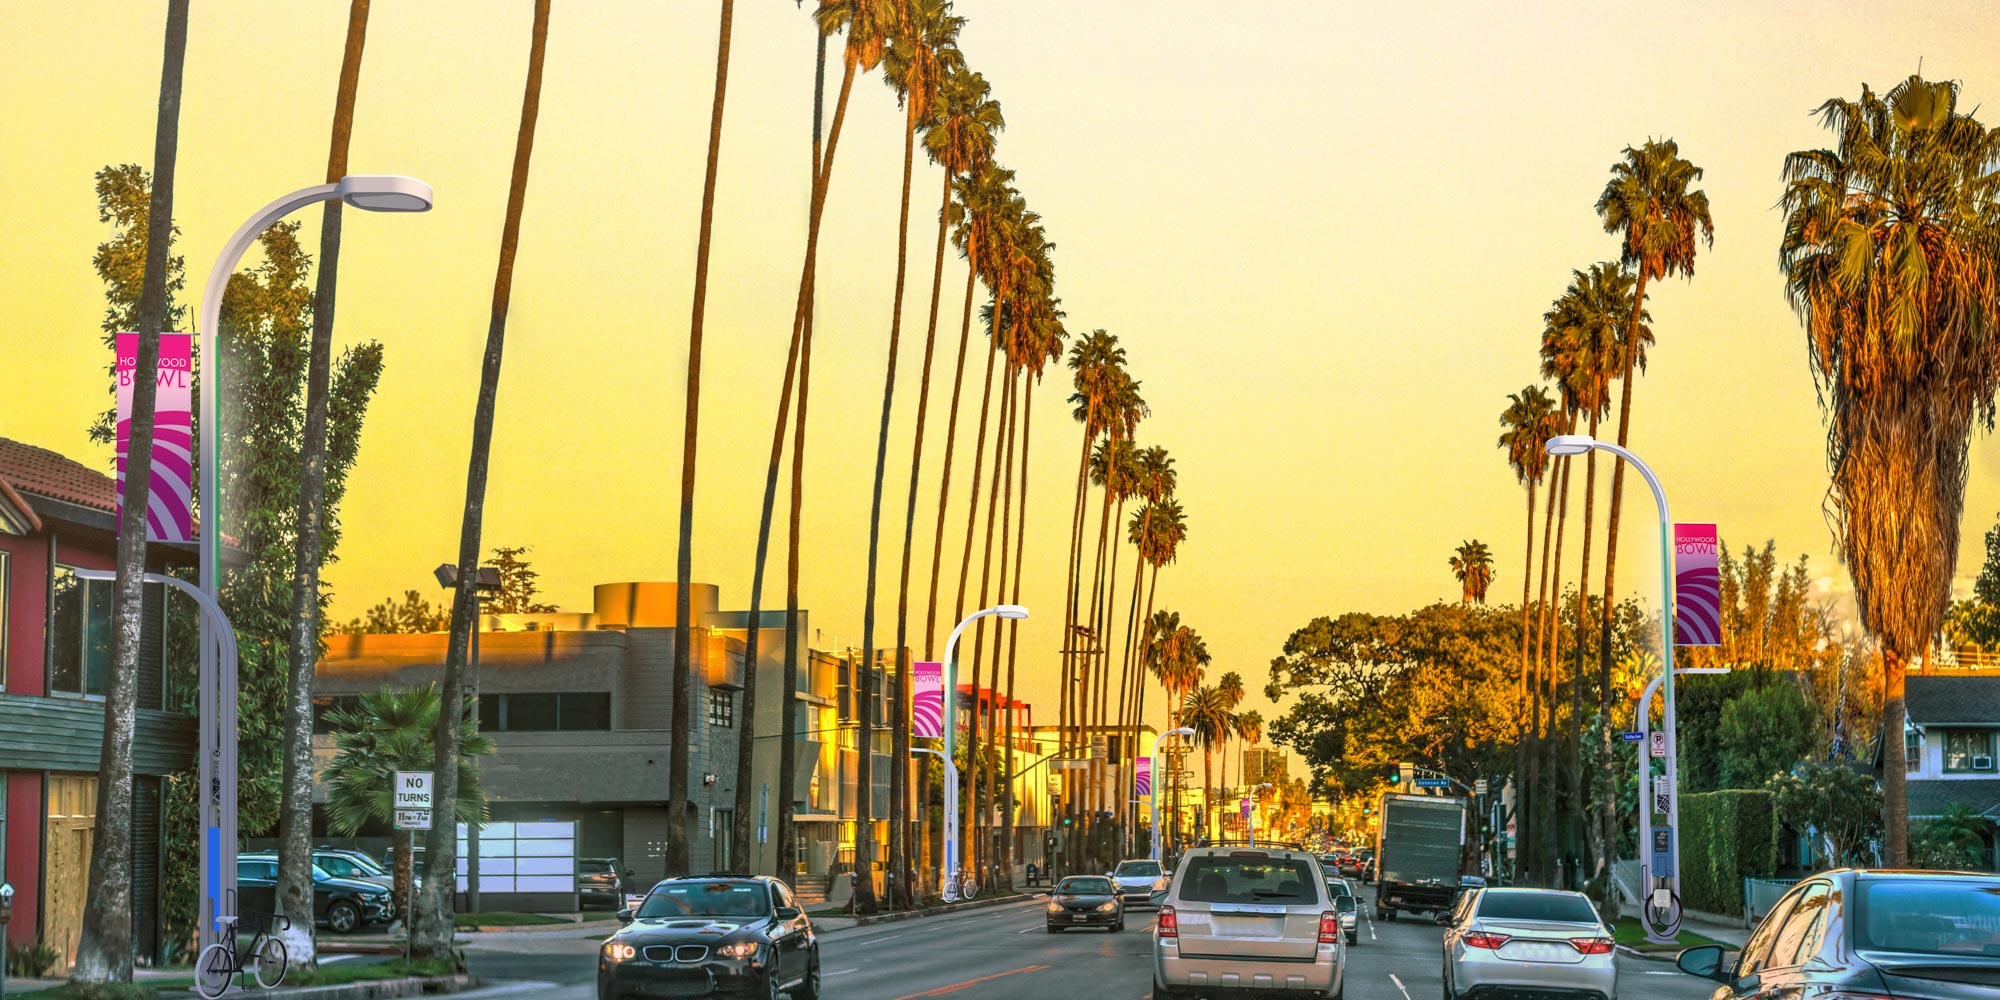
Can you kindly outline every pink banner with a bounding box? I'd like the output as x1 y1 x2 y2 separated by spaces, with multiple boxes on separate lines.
1673 523 1721 646
1134 757 1152 797
912 661 944 738
115 333 195 543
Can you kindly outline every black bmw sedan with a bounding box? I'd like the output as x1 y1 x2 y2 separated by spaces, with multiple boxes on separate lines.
1046 875 1125 932
1678 868 2000 1000
599 876 820 1000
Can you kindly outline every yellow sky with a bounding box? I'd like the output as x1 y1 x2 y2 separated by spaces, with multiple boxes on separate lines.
6 1 2000 741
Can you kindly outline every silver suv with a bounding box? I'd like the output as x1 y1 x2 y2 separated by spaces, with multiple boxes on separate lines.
1153 845 1346 999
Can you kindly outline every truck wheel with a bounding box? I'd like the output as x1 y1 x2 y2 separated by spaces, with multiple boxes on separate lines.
1386 908 1398 922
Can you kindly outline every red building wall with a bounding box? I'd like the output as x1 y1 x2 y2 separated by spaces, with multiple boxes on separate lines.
0 533 47 696
6 771 40 939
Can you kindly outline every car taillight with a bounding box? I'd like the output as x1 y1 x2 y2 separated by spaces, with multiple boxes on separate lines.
1158 906 1178 938
1461 932 1511 949
1569 937 1613 955
1318 911 1340 944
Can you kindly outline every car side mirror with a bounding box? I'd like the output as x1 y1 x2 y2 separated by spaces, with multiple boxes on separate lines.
1336 898 1356 913
775 906 802 920
1434 911 1454 926
616 908 635 925
1676 944 1726 982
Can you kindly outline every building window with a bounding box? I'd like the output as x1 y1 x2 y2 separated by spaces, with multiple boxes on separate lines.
473 692 611 732
49 565 111 696
1906 730 1922 772
1943 730 1997 773
709 690 734 728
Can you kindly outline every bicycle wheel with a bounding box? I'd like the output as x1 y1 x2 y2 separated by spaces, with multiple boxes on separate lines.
194 942 235 999
253 936 288 989
961 876 978 900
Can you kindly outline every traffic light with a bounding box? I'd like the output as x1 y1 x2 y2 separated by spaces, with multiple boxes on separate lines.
1062 815 1074 828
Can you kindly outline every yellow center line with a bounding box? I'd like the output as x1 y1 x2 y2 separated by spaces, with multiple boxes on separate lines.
889 963 1051 1000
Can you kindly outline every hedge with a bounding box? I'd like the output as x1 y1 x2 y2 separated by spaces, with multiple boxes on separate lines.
1678 789 1777 916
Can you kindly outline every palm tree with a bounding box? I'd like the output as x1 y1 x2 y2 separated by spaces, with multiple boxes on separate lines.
72 0 188 984
1778 74 2000 864
1499 386 1556 727
1595 138 1711 889
670 0 745 876
897 51 993 906
277 0 375 970
1085 435 1141 815
323 686 492 927
1450 540 1495 605
1062 330 1127 821
1123 493 1183 848
865 0 961 911
412 0 550 961
1182 685 1232 842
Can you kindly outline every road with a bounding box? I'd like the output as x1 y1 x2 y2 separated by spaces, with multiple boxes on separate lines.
461 898 1722 1000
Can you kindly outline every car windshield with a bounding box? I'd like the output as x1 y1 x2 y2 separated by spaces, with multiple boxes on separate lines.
343 854 388 876
1325 880 1353 898
1476 891 1599 924
1059 877 1113 895
636 881 771 919
1857 879 2000 957
1180 856 1320 905
1115 862 1161 878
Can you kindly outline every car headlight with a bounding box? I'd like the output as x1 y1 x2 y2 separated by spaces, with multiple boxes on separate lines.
1152 878 1169 891
1097 901 1119 913
717 941 759 960
602 942 637 963
1047 900 1064 913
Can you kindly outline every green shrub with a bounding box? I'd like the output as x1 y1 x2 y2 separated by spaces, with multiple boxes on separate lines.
1679 789 1777 915
5 937 61 978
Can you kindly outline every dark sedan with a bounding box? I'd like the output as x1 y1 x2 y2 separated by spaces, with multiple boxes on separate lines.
1678 868 2000 1000
1046 875 1125 933
599 877 820 1000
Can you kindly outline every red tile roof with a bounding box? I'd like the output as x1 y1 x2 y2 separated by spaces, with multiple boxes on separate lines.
0 437 116 512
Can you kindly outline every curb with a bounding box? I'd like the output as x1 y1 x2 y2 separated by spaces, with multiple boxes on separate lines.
267 973 480 998
1615 944 1678 963
849 892 1035 927
462 920 620 934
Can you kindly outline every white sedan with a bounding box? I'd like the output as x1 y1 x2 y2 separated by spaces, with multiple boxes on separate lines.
1441 887 1617 1000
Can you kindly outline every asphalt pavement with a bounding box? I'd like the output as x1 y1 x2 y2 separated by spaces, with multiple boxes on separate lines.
460 896 1726 1000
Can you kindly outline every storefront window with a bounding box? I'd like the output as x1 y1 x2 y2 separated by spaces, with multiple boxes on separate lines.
49 566 111 696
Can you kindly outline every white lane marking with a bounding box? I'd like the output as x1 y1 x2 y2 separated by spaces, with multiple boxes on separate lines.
827 968 860 976
1390 973 1414 1000
1642 970 1680 976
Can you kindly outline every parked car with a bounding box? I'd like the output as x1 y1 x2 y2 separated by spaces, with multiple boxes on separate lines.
1441 887 1615 1000
1325 877 1361 945
1107 858 1169 909
308 847 421 894
1048 875 1126 933
599 876 819 1000
236 853 393 934
1153 845 1345 1000
578 857 631 909
1677 868 2000 1000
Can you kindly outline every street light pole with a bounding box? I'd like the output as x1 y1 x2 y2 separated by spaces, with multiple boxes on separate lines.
938 605 1027 901
1546 433 1683 940
1246 781 1273 846
1151 727 1194 862
193 175 430 957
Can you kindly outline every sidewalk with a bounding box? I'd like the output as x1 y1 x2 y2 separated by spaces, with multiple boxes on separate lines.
4 967 477 998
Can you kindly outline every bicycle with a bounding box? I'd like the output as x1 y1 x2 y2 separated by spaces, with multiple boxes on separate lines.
941 868 979 902
195 912 290 998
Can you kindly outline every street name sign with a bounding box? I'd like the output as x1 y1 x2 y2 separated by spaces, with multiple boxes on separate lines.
394 771 434 809
1621 731 1644 742
1415 777 1451 789
395 809 432 831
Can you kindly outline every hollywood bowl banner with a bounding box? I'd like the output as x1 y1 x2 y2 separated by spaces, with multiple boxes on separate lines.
1673 522 1721 646
912 661 944 739
1134 757 1152 798
115 333 195 542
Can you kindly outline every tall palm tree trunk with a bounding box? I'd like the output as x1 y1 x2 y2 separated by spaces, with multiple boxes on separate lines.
1595 272 1649 901
412 0 549 961
855 91 922 918
1061 421 1095 830
1523 434 1563 883
673 0 743 877
983 368 1020 885
969 372 1014 880
775 27 830 886
949 310 1000 870
894 169 954 908
1000 374 1033 888
1562 408 1602 887
72 0 188 983
275 0 370 972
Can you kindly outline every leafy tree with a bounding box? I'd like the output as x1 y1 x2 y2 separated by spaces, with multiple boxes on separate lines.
1766 761 1882 868
488 545 558 615
1912 804 1993 870
337 591 450 635
323 686 491 925
1945 514 2000 652
1780 74 2000 864
1718 682 1820 788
